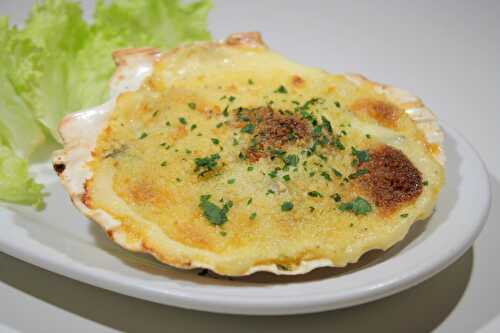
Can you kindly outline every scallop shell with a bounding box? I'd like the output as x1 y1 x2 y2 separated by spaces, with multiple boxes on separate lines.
53 33 445 276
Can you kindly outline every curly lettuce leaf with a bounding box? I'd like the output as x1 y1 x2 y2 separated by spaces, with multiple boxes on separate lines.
0 18 46 159
93 0 212 48
0 145 43 207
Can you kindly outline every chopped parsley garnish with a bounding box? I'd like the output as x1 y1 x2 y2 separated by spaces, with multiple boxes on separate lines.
268 169 278 178
166 121 171 126
320 171 332 181
248 78 254 85
266 189 275 195
190 124 197 131
216 122 224 128
227 178 236 184
233 138 239 146
188 102 196 110
176 177 182 182
194 153 220 175
332 136 345 150
338 197 372 215
400 213 409 218
283 154 299 167
249 212 257 220
241 123 255 134
307 191 323 198
238 152 246 160
283 174 291 182
332 168 343 177
160 161 167 167
366 134 371 139
423 180 429 186
228 96 236 102
220 231 227 237
334 101 341 108
185 149 192 154
199 195 232 225
153 110 159 117
179 117 188 125
281 201 294 211
138 132 148 139
211 138 220 145
348 168 369 179
331 193 341 202
247 198 253 205
274 85 288 94
247 166 254 171
321 116 333 134
351 147 370 164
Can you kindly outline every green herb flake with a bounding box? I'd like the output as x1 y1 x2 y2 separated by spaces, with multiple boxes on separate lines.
331 193 341 202
338 197 372 215
320 171 332 181
227 178 236 184
274 85 288 94
283 154 299 167
249 212 257 220
332 136 345 150
199 195 232 225
216 122 224 128
179 117 188 125
332 168 342 177
228 96 236 102
351 147 370 164
194 153 220 175
281 201 294 212
241 124 255 134
366 134 371 139
188 102 196 110
190 124 197 131
268 169 278 178
220 231 227 237
138 132 148 139
423 180 429 186
334 101 341 108
160 161 167 167
232 138 239 146
307 191 323 198
152 110 159 117
248 79 254 85
400 213 409 218
321 116 333 134
247 166 254 172
176 177 182 183
283 174 291 182
348 168 369 179
247 198 253 205
211 138 220 145
166 121 171 126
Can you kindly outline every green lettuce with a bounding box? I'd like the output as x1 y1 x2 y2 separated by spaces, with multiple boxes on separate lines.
0 0 212 207
0 145 44 207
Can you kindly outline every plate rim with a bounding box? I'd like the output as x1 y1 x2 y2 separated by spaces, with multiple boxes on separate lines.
0 124 491 315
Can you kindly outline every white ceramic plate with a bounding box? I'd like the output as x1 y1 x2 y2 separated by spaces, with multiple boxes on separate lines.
0 123 489 315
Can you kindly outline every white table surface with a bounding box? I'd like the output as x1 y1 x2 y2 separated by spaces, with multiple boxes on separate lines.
1 1 499 332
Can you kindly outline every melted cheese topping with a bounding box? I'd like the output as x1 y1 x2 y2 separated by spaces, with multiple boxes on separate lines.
84 39 444 275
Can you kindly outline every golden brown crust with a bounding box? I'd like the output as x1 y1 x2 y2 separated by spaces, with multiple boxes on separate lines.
351 99 401 128
357 145 423 212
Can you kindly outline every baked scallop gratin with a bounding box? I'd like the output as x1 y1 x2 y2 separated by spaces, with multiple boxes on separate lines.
53 32 445 276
